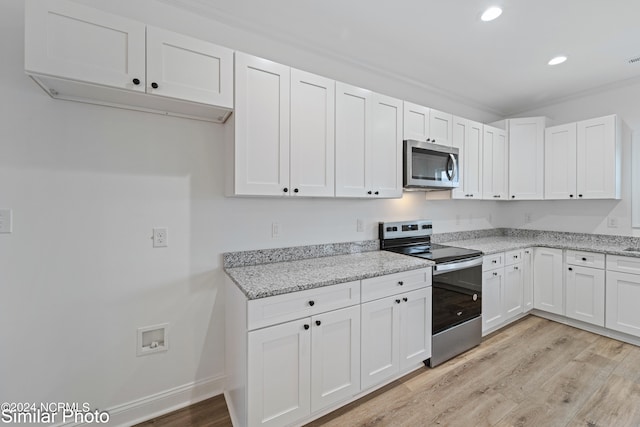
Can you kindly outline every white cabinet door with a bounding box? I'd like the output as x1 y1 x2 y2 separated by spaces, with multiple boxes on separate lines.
403 101 430 141
504 264 524 321
336 83 373 198
310 306 360 412
482 125 508 200
452 117 483 199
290 69 335 197
361 295 400 390
482 268 504 333
565 265 605 327
577 115 620 199
399 288 432 370
248 319 311 427
522 248 534 312
533 248 564 315
509 117 545 200
25 0 146 92
371 94 403 198
606 271 640 337
146 26 233 107
429 109 454 146
234 53 290 196
544 123 577 200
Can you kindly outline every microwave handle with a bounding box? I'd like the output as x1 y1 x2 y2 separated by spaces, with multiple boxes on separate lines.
446 154 458 181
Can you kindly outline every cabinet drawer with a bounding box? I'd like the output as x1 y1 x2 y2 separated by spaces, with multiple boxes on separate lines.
505 249 523 266
607 255 640 275
248 281 360 330
483 253 504 271
361 268 431 303
566 250 605 269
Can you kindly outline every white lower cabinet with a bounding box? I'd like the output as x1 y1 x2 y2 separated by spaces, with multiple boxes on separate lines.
606 255 640 338
565 251 605 327
248 305 360 426
522 249 534 312
504 263 524 320
361 287 431 390
533 248 564 315
482 267 504 332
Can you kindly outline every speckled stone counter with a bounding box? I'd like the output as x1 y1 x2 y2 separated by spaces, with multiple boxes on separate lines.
438 229 640 258
225 251 433 300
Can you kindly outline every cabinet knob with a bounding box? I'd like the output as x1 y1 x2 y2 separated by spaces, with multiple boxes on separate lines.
426 138 431 142
568 267 573 271
151 82 159 89
398 281 404 286
432 139 436 143
493 272 498 276
492 260 497 264
511 195 515 199
514 266 519 270
283 187 289 193
132 78 140 85
315 320 321 326
374 191 379 195
367 191 372 195
569 194 574 198
403 297 408 302
304 324 310 330
395 299 401 304
293 188 299 193
582 257 587 261
308 300 315 306
579 194 583 198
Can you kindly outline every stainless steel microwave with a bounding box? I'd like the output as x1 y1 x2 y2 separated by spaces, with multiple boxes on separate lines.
403 140 459 190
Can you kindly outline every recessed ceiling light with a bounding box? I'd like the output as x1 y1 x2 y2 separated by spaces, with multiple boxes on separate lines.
481 7 502 22
548 56 568 65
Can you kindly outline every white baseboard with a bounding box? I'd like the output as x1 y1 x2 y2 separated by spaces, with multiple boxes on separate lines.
52 374 226 427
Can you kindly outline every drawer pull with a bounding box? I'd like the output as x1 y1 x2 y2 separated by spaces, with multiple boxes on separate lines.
582 257 587 261
395 299 401 304
514 266 519 270
493 272 498 276
398 281 404 286
315 320 321 326
492 260 497 264
303 324 310 330
308 300 315 307
568 267 573 271
403 297 408 302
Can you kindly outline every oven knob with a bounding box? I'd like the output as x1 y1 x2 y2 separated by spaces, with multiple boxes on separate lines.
393 227 398 231
473 294 478 301
386 227 393 232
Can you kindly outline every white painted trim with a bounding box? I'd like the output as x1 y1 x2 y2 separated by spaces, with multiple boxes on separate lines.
632 131 640 228
51 375 226 427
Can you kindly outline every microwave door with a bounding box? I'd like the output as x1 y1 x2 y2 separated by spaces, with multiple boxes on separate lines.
406 143 459 188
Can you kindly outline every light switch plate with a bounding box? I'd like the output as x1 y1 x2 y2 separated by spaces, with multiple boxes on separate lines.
0 209 12 233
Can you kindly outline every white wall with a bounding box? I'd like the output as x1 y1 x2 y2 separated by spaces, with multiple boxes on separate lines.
0 0 500 422
496 80 640 236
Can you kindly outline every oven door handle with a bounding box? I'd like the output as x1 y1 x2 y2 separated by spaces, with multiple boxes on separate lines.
433 256 483 275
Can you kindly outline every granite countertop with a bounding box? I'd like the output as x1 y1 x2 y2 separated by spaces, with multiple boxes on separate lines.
443 235 640 258
225 251 433 300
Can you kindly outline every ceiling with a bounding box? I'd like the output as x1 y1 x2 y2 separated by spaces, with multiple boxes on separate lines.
161 0 640 116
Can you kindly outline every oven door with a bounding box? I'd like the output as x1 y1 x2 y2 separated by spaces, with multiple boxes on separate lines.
432 260 482 334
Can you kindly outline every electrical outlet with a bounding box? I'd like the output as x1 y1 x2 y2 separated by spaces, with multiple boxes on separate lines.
153 227 168 247
356 219 364 232
0 209 12 233
272 222 280 238
608 217 619 228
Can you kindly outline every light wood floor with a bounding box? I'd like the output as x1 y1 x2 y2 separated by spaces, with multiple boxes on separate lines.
136 316 640 427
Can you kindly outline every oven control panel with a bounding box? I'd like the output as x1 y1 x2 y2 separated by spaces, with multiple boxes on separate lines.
379 220 432 240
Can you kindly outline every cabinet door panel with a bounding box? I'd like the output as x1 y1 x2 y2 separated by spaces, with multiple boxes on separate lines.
248 319 311 427
429 109 453 146
361 296 400 390
290 69 335 197
25 0 146 91
577 115 618 199
533 248 564 315
146 26 233 107
544 123 577 200
509 117 545 200
400 288 432 369
466 121 484 199
403 101 429 141
523 249 534 312
482 126 508 200
504 264 524 320
482 269 504 333
234 53 290 196
311 306 360 412
371 94 403 198
335 83 373 197
566 266 605 327
606 271 640 337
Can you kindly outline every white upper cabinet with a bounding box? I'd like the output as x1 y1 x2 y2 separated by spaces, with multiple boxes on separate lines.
290 69 336 197
482 125 508 200
402 102 453 145
25 0 233 122
544 123 578 200
508 117 546 200
336 84 402 198
234 53 290 196
452 117 483 199
576 115 621 199
146 26 233 107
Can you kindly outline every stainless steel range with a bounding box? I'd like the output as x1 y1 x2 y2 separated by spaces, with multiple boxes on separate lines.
379 220 483 367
